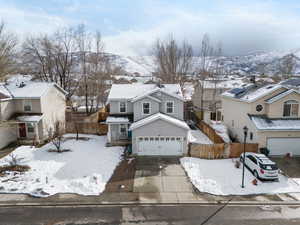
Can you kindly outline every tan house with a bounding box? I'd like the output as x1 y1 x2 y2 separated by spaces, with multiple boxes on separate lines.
0 81 67 149
221 82 300 155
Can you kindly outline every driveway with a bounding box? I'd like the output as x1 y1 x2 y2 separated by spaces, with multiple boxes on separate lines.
133 157 199 202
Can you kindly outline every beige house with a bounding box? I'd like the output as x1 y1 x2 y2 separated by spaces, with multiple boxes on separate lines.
221 82 300 155
0 81 67 149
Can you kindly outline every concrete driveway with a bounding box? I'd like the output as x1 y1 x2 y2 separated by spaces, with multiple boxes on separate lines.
133 157 199 202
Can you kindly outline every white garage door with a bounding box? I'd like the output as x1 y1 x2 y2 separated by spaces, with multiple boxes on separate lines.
137 136 183 156
267 138 300 156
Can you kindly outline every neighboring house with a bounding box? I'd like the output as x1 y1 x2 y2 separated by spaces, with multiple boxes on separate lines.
221 80 300 156
192 76 247 123
0 81 67 149
106 83 190 156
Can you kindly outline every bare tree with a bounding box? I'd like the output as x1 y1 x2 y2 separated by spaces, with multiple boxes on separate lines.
153 35 193 88
0 21 17 80
22 27 78 97
48 121 65 153
278 54 296 78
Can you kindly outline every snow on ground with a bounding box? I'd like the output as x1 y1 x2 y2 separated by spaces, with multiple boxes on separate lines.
188 130 213 144
180 157 300 196
0 134 124 197
210 121 231 143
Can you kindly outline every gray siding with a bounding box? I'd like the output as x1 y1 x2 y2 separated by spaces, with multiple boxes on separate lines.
132 119 188 155
133 96 159 121
110 100 133 114
151 92 184 120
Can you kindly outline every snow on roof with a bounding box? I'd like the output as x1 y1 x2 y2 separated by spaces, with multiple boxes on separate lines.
222 84 285 103
265 89 300 104
249 115 300 131
131 92 162 103
200 78 246 89
0 81 65 99
16 115 43 122
182 83 195 101
106 116 130 123
108 84 183 101
0 85 11 99
129 113 190 130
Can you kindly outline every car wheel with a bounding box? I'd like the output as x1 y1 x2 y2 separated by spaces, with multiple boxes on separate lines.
240 156 243 162
254 170 259 179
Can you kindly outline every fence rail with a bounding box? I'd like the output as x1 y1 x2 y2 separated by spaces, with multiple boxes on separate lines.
190 143 225 159
197 121 225 144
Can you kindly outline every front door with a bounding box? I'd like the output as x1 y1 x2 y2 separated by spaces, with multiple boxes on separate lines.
19 123 27 138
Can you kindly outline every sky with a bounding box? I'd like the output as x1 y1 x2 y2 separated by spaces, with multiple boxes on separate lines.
1 0 300 56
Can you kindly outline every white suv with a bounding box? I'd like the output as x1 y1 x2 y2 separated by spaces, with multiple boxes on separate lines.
240 153 279 180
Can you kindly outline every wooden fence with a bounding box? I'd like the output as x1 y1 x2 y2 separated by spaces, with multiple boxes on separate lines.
229 143 259 158
189 143 225 159
189 142 258 159
197 121 225 144
66 122 108 135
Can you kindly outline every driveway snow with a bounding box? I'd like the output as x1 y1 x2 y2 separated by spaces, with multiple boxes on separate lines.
180 157 300 196
0 134 124 197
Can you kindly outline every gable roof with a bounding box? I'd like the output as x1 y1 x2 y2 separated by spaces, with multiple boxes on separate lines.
129 113 190 131
131 93 162 103
107 84 183 101
0 82 67 100
265 89 300 104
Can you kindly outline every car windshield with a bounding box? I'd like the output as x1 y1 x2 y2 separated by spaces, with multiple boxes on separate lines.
259 163 278 170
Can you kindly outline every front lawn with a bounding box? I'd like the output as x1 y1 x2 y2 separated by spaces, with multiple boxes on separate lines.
180 157 300 196
0 134 124 197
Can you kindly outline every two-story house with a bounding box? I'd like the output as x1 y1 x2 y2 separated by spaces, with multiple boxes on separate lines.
106 83 190 156
221 81 300 156
0 81 67 149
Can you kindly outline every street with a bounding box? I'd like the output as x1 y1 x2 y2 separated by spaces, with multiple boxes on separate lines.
1 204 300 225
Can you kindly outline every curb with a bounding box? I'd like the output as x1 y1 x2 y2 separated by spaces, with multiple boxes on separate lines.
1 201 300 207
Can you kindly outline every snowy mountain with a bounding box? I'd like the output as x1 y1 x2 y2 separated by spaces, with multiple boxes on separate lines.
110 49 300 77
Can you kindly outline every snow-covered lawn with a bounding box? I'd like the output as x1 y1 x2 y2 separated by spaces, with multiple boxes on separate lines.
188 130 213 144
210 121 231 143
180 157 300 196
0 134 124 197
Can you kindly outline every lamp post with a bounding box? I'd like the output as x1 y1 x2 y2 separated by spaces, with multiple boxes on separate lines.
241 126 248 188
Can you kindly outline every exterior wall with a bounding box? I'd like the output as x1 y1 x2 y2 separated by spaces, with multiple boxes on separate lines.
267 92 300 118
0 125 18 149
14 99 41 113
151 92 184 120
131 119 188 155
257 130 300 148
40 86 66 140
109 100 133 114
0 100 15 120
133 96 160 122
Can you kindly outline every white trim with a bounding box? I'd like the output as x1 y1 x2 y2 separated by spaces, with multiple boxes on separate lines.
165 101 175 114
283 100 299 118
131 95 161 103
118 101 127 113
142 101 151 115
23 99 32 112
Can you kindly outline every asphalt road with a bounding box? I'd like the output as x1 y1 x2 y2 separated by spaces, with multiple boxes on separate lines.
1 204 300 225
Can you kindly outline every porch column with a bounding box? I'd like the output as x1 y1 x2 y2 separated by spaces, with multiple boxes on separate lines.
107 124 111 143
35 123 40 143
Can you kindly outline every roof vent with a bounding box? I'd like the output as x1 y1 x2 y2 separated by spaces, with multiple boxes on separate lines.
18 82 26 88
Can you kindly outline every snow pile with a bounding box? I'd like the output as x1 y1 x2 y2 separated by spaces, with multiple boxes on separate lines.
180 157 300 196
182 83 195 101
188 130 213 144
0 134 124 197
210 121 231 143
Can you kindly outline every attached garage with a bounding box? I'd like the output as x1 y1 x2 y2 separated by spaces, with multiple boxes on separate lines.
137 136 183 156
130 113 189 156
267 138 300 156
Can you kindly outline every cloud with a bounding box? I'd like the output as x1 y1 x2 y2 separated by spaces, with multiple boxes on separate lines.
103 1 300 56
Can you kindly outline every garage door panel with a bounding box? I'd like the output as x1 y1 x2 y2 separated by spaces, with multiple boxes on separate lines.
137 136 183 156
267 138 300 156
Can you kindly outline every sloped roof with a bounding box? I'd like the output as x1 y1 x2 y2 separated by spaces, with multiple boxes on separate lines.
265 89 300 104
129 113 190 130
106 116 130 123
249 115 300 131
107 84 183 101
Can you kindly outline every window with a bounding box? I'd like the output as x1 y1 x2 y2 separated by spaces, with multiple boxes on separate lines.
119 124 127 135
247 155 257 164
166 101 174 114
155 137 159 141
283 100 299 117
119 102 126 113
139 137 143 141
250 132 253 140
27 123 35 133
142 102 150 114
23 100 32 112
150 137 154 141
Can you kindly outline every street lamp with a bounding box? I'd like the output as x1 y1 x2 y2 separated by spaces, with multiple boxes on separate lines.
241 126 248 188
